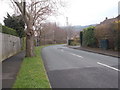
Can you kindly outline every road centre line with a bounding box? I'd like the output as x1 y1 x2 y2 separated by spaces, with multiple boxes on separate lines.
97 62 120 72
61 49 64 52
60 49 83 58
70 53 83 58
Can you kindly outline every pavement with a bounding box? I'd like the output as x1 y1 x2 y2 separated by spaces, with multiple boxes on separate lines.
42 45 119 88
2 51 25 88
68 45 119 58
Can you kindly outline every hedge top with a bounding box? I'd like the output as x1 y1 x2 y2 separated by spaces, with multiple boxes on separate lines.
0 24 18 37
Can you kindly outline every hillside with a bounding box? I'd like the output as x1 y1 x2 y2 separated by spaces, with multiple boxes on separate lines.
61 24 97 32
71 24 97 31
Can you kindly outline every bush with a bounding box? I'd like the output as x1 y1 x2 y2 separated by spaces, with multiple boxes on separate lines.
94 16 120 50
114 37 120 51
68 40 74 45
113 21 120 51
4 14 25 38
68 39 80 46
114 28 120 51
0 25 18 37
70 41 79 46
21 37 26 50
80 31 83 46
82 26 96 47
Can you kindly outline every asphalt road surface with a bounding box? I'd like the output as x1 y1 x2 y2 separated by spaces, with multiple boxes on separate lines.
42 45 119 88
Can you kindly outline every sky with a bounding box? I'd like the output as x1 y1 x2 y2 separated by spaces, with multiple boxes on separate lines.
0 0 119 26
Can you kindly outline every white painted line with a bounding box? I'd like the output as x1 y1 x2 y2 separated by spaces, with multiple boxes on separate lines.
97 62 120 72
61 49 64 52
62 47 68 49
70 53 83 58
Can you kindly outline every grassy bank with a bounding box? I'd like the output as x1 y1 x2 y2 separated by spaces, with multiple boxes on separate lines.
13 46 50 88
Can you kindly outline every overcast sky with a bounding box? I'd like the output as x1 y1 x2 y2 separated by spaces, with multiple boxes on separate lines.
0 0 119 26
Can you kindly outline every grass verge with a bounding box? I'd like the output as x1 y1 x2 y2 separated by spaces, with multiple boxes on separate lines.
13 46 50 88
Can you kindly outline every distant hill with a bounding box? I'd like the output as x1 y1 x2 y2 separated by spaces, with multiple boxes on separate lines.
71 24 97 31
61 24 97 32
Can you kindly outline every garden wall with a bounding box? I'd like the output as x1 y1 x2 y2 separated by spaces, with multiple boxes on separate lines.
0 33 21 61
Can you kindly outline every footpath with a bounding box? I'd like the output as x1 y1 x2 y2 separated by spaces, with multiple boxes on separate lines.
68 46 119 58
2 51 25 88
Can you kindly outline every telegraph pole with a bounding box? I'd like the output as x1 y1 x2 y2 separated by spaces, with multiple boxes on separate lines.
23 0 26 16
66 17 69 45
53 23 55 44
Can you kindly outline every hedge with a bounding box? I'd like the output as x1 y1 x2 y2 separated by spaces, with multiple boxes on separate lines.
80 31 83 46
82 26 96 47
0 25 18 37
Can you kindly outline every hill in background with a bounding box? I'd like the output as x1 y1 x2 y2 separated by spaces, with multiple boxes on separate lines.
61 24 97 32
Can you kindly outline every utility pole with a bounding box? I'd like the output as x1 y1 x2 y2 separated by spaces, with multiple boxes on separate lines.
23 0 26 16
53 22 56 44
66 17 69 45
53 27 55 44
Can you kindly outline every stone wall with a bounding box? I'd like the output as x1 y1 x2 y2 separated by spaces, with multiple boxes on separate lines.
0 33 21 61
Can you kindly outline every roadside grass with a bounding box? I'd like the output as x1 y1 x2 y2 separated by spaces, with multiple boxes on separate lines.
13 46 50 88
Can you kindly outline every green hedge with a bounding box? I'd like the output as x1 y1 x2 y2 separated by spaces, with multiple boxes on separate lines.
21 37 26 50
80 31 83 46
82 26 96 47
0 25 18 37
68 39 80 46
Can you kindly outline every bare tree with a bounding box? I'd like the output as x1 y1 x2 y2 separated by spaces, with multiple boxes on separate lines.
36 22 67 45
11 0 64 57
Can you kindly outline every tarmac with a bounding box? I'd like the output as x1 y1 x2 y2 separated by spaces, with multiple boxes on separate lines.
2 45 119 89
2 51 25 89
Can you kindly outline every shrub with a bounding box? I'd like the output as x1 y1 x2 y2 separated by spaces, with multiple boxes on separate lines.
70 41 79 46
68 40 74 45
68 39 80 46
21 37 26 50
82 26 96 47
114 37 120 51
113 21 120 51
94 16 120 50
80 31 83 46
4 14 25 38
0 25 18 37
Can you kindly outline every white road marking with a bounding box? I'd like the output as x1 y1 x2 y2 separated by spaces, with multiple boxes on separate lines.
97 62 120 72
60 48 83 58
61 49 64 52
70 53 83 58
62 47 68 49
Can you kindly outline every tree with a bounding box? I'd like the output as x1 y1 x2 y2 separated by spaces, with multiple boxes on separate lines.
41 22 67 44
11 0 64 57
4 13 25 38
34 22 67 45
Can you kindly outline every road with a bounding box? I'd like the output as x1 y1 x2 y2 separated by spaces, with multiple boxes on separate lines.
41 45 119 88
